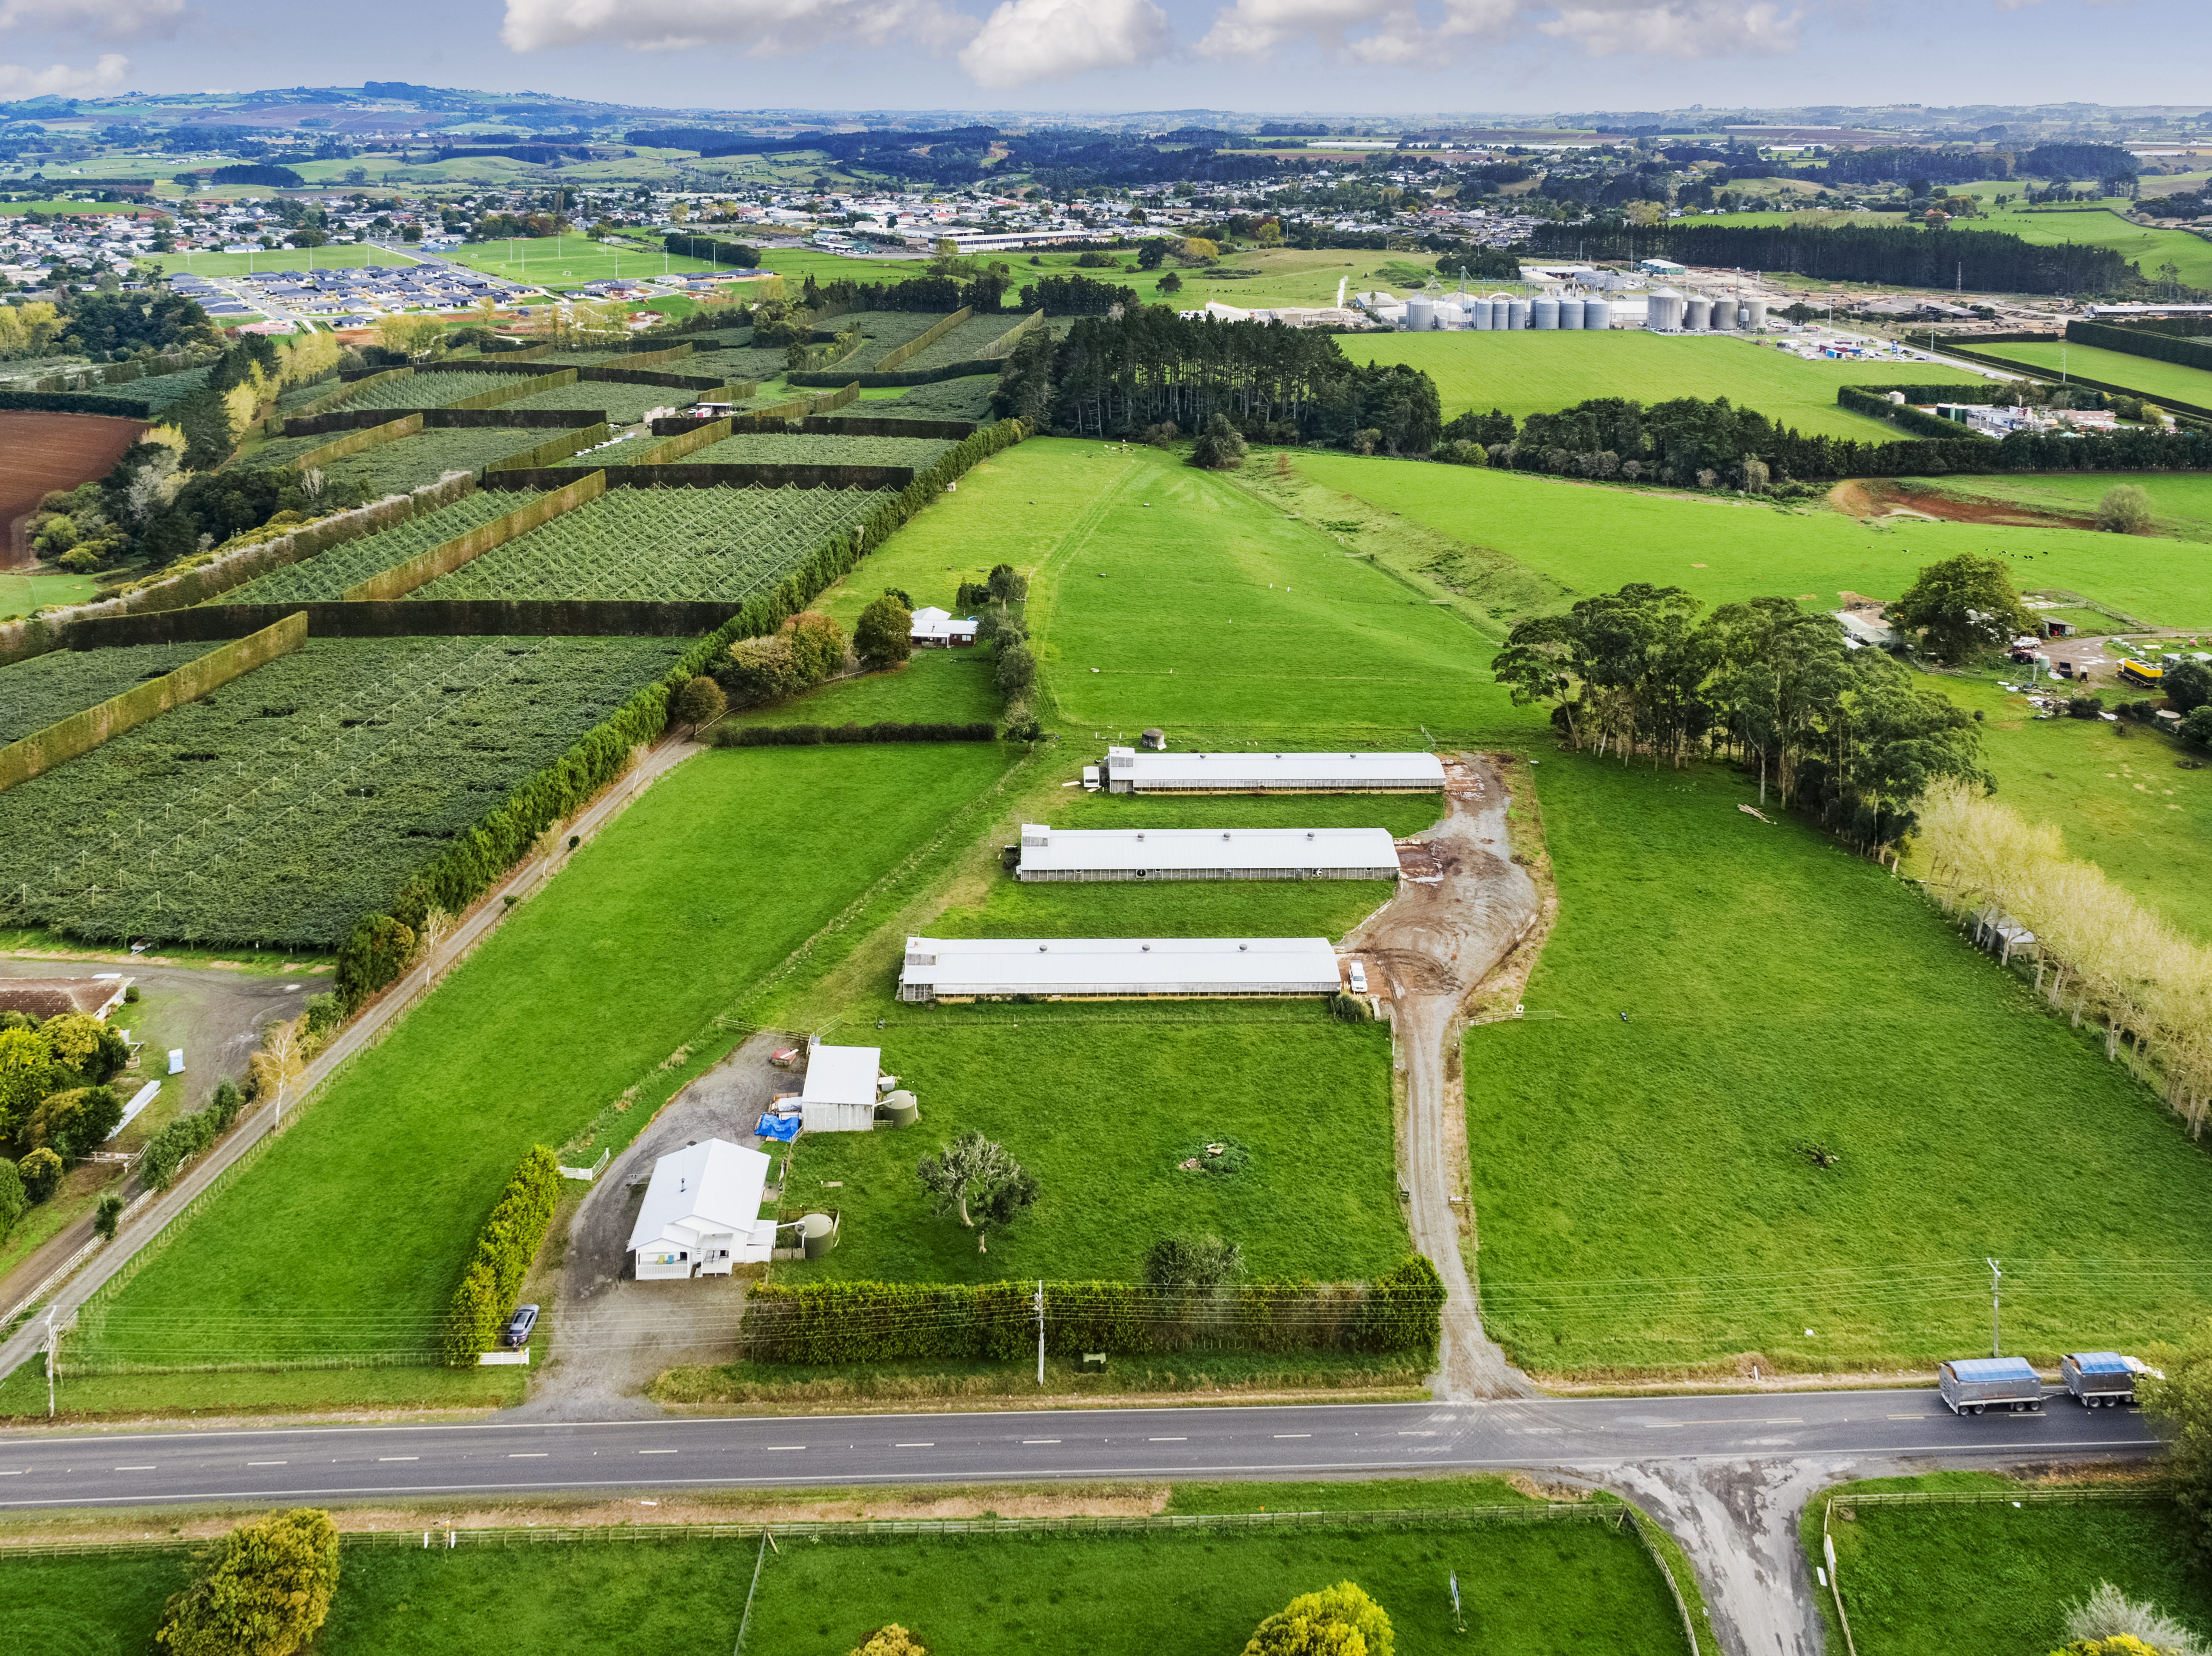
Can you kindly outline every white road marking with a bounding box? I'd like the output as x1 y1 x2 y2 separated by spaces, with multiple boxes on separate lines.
115 1466 155 1471
761 1446 805 1453
1149 1437 1186 1442
1273 1434 1311 1440
1022 1439 1060 1445
378 1457 418 1463
508 1453 548 1459
895 1443 934 1448
247 1461 287 1467
636 1449 679 1455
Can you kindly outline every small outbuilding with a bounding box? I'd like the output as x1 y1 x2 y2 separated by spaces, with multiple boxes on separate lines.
626 1138 776 1280
800 1041 885 1133
908 606 979 647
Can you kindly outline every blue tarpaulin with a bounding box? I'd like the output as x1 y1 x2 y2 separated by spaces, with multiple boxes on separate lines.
756 1112 801 1143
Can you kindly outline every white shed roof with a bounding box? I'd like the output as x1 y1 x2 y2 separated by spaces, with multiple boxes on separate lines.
1017 823 1399 874
1105 747 1444 789
802 1043 882 1107
625 1138 771 1252
901 936 1341 997
909 606 976 642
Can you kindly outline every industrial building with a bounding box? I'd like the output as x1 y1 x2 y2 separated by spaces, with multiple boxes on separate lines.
1101 747 1445 794
626 1138 777 1279
898 936 1345 1002
1012 823 1401 883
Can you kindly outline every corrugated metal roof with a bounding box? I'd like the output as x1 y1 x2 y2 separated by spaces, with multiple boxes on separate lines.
624 1138 770 1252
802 1044 882 1107
902 936 1341 996
1946 1357 2039 1382
1017 823 1398 875
1105 747 1444 788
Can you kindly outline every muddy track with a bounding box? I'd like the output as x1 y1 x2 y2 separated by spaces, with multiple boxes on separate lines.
1346 755 1542 1401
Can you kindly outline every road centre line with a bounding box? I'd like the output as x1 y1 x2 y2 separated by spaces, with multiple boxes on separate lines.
636 1449 678 1455
895 1443 934 1448
247 1461 287 1466
1273 1434 1311 1439
115 1466 155 1471
761 1446 805 1452
1149 1437 1187 1442
509 1453 548 1459
1640 1418 1805 1429
1022 1439 1060 1444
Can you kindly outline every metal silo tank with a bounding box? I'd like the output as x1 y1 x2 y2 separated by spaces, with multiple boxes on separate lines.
1709 297 1735 331
1530 295 1559 329
1466 297 1489 331
1682 295 1710 331
1406 294 1435 331
1583 299 1611 331
1648 286 1684 330
1506 297 1529 329
1557 294 1583 329
1744 297 1769 331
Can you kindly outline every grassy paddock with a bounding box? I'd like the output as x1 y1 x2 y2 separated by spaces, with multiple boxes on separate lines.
1467 751 2212 1373
151 245 422 278
775 1019 1405 1285
70 742 1015 1373
0 1356 524 1421
1293 450 2212 627
1805 1476 2212 1656
1928 471 2212 539
1970 338 2212 410
725 649 1004 730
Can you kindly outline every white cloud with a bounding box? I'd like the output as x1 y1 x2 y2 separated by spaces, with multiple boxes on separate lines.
1197 0 1414 60
959 0 1172 86
0 0 180 39
0 50 128 94
1537 0 1804 55
501 0 966 56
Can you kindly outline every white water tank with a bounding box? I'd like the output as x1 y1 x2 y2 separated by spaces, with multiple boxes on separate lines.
1506 298 1529 330
1744 298 1769 331
1682 295 1711 331
1558 295 1583 330
1647 287 1685 331
1406 294 1436 331
1583 299 1612 331
1531 295 1559 330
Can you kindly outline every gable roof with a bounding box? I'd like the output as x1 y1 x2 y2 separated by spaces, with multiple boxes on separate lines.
625 1138 771 1252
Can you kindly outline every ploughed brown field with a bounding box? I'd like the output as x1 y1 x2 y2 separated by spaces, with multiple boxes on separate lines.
1 411 147 564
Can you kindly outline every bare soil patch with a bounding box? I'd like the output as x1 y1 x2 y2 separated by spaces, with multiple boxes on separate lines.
1828 477 2097 531
0 410 148 564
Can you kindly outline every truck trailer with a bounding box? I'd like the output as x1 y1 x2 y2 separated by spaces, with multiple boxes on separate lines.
1938 1356 2043 1415
2061 1351 2152 1408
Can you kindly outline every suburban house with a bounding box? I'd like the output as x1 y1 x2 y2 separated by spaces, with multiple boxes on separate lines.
899 936 1344 1001
626 1138 777 1280
908 606 979 647
1012 823 1401 882
1101 747 1446 794
800 1041 886 1132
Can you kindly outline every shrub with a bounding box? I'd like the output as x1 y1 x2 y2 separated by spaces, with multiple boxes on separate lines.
443 1146 561 1364
24 1085 123 1162
1328 990 1372 1023
1431 439 1487 466
210 1078 245 1129
1143 1233 1245 1290
788 610 848 683
1242 1582 1394 1656
94 1192 123 1240
995 641 1036 699
669 675 727 730
0 1159 23 1242
2096 483 2155 534
713 720 994 747
2184 706 2212 749
1354 1253 1446 1353
851 1627 928 1656
2061 1582 2207 1656
141 1104 225 1191
855 594 914 669
722 633 805 707
17 1146 62 1204
334 912 417 1013
1189 412 1248 470
154 1508 340 1656
2069 695 2107 719
2166 659 2212 716
1143 420 1181 448
301 994 342 1042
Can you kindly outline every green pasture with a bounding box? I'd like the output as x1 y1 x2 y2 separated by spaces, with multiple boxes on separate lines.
0 1497 1688 1656
726 649 1002 729
152 245 420 278
1807 1478 2212 1656
1929 470 2212 539
1466 751 2212 1373
1292 451 2212 628
1341 332 1908 439
68 742 1015 1372
1718 201 2212 289
441 236 729 287
1969 338 2212 410
0 564 99 617
781 1018 1402 1285
0 198 158 216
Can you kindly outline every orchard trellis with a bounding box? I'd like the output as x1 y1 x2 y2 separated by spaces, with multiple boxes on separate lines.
222 490 519 605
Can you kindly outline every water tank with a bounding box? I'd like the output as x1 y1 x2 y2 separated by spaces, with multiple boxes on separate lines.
1682 295 1711 331
1583 299 1612 331
1709 298 1735 331
1557 295 1583 330
1647 286 1684 330
879 1089 919 1129
1506 298 1529 330
1406 294 1436 332
1530 295 1559 330
1744 298 1769 331
798 1211 838 1260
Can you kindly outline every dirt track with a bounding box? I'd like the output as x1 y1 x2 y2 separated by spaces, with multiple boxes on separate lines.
1345 755 1541 1401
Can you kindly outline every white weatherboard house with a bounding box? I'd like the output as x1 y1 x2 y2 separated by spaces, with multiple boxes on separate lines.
1015 823 1401 883
899 936 1343 1002
1102 747 1445 794
801 1042 884 1133
627 1138 777 1281
908 606 979 647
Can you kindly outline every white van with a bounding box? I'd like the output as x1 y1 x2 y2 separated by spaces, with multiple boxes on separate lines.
1347 961 1368 995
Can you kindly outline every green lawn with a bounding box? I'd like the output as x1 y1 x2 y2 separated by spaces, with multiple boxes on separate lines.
1293 451 2212 628
1969 338 2212 411
69 742 1015 1370
725 649 1004 729
1339 331 1909 439
775 1019 1405 1285
443 236 729 287
0 564 99 617
1466 750 2212 1372
151 245 421 278
1809 1479 2212 1656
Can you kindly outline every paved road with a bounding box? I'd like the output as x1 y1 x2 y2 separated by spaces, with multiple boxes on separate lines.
0 1389 2154 1512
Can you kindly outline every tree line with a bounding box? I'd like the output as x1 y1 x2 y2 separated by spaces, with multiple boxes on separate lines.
1520 221 2132 294
994 309 1441 451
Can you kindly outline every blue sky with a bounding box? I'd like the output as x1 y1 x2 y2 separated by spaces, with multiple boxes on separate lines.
2 0 2204 118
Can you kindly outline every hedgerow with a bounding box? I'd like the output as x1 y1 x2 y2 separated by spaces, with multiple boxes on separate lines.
714 720 995 747
442 1145 561 1364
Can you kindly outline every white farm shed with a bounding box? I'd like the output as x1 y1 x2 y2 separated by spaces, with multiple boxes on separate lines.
1014 823 1400 883
801 1042 885 1133
1102 747 1445 794
908 606 978 647
626 1138 776 1280
899 936 1343 1002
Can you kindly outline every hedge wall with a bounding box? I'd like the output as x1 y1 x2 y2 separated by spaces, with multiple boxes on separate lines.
714 720 996 746
738 1255 1444 1363
343 470 605 601
875 307 971 373
66 599 734 648
0 390 153 417
480 461 912 493
2066 318 2212 372
442 1146 561 1364
288 413 423 472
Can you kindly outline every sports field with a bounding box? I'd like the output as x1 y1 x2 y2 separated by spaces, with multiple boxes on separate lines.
1343 332 1912 439
443 236 730 287
1969 338 2212 410
66 742 1017 1371
1467 752 2212 1373
1293 451 2212 627
152 245 420 278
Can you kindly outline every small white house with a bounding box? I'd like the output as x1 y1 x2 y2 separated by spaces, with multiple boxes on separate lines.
801 1042 884 1133
909 606 979 647
626 1138 776 1281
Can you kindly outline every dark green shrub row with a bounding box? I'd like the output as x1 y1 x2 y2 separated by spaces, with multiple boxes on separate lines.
140 1080 246 1192
0 390 153 417
2067 318 2212 372
739 1255 1444 1364
442 1145 560 1364
714 720 994 747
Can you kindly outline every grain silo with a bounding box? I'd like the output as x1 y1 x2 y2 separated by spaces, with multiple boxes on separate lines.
1466 296 1490 330
1582 298 1612 330
1682 295 1711 331
1709 297 1735 331
1647 286 1685 330
1743 298 1769 331
1405 293 1436 331
1505 297 1529 330
1530 294 1559 329
1558 294 1583 329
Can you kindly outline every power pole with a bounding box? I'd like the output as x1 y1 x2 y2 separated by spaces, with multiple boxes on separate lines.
1035 1280 1045 1386
1987 1257 2003 1357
